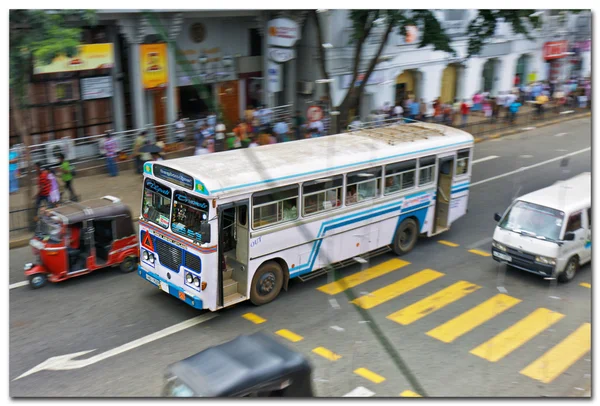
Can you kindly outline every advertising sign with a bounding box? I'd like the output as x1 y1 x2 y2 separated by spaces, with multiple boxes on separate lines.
267 18 300 48
33 43 114 75
543 41 568 61
341 70 385 89
269 47 296 63
140 43 169 89
153 164 194 190
80 76 113 100
267 61 282 93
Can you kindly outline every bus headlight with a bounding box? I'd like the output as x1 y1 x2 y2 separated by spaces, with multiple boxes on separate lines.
149 254 155 264
143 251 149 261
186 273 193 284
535 256 556 266
193 277 200 287
492 241 507 252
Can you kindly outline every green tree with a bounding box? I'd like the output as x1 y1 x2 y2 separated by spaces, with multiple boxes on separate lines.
312 10 543 132
9 10 95 218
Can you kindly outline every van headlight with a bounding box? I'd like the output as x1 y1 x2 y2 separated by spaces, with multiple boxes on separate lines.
535 256 556 265
492 241 507 252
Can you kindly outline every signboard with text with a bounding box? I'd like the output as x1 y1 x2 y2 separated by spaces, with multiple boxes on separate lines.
33 44 114 75
267 61 282 93
267 18 300 48
141 43 169 89
543 41 568 61
81 76 113 100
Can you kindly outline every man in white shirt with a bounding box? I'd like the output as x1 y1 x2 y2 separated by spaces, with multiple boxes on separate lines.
393 104 404 119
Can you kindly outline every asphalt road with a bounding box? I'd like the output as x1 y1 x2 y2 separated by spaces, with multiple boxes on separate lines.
9 118 592 397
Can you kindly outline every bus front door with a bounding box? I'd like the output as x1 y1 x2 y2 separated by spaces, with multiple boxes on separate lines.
218 200 250 307
434 156 455 234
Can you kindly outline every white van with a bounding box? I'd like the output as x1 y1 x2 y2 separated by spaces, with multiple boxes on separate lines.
492 172 591 283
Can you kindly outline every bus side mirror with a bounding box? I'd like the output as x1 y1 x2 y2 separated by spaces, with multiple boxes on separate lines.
199 223 211 244
494 213 502 222
563 232 575 241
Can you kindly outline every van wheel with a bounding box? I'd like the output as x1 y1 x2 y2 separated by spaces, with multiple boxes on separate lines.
250 261 283 306
119 256 137 273
392 218 419 256
29 273 47 289
558 256 579 283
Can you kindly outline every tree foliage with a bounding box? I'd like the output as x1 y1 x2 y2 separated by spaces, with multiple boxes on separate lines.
9 10 96 104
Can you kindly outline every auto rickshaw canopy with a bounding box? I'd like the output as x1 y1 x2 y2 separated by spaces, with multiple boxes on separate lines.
165 332 314 397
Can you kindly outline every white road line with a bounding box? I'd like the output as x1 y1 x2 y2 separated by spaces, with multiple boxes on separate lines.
344 386 375 397
521 127 536 131
518 154 533 159
471 147 591 188
330 325 345 332
9 281 29 290
472 155 499 164
555 133 568 137
560 110 574 115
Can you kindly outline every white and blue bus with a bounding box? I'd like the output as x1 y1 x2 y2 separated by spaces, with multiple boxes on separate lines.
137 119 474 311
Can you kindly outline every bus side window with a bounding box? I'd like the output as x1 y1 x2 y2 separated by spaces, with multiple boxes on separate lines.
456 149 470 176
588 208 591 229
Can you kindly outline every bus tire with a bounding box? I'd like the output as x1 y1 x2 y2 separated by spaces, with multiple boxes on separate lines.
250 261 283 306
558 256 578 283
392 218 419 256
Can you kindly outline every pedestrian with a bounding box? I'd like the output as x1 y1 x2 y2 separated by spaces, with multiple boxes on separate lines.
472 91 483 112
58 153 77 201
419 99 428 121
234 119 250 148
132 130 149 174
195 140 210 156
535 92 548 119
34 162 51 214
460 99 470 127
393 103 404 121
483 98 492 120
9 142 19 194
174 115 186 143
491 97 499 122
247 136 259 148
451 98 461 125
214 123 226 152
207 111 217 129
273 120 289 143
104 131 119 177
509 98 521 124
47 168 60 207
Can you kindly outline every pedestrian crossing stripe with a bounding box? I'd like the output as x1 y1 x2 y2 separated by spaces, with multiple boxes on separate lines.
317 259 409 295
352 269 444 310
400 390 422 397
470 308 565 362
387 281 480 325
275 329 304 342
312 347 342 361
426 294 522 343
242 313 266 324
468 249 491 257
520 323 591 384
354 368 386 384
438 240 460 247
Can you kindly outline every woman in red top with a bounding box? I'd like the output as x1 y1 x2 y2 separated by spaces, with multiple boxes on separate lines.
460 100 470 127
35 162 52 213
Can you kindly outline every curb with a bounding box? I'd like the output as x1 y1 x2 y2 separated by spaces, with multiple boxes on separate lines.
473 112 591 143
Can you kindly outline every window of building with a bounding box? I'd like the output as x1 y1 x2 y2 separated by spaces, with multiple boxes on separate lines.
418 156 436 186
456 149 470 176
252 185 299 228
303 175 343 216
384 160 416 195
249 28 262 57
346 167 382 205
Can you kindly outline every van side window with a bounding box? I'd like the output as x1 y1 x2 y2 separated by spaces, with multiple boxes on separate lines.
566 213 582 232
588 208 591 229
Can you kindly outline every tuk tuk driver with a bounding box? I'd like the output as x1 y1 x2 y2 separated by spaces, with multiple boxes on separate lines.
67 224 83 270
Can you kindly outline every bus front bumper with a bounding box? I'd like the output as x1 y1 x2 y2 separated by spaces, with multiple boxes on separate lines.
138 266 204 310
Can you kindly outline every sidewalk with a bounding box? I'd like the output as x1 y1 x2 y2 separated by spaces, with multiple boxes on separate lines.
9 107 590 248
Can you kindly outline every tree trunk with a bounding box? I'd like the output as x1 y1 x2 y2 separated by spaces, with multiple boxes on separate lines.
10 91 35 226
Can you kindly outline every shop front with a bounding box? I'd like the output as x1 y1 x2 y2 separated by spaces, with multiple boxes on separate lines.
543 40 569 82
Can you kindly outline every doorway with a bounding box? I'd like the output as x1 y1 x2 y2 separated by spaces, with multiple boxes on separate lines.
434 156 455 233
152 88 167 126
218 200 249 306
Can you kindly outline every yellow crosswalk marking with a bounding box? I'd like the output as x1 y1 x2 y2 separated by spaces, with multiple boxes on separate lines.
352 269 444 310
400 390 422 397
387 281 480 325
470 308 565 362
312 347 342 361
580 282 591 288
520 323 591 384
354 368 386 384
426 294 521 343
275 329 304 342
317 259 410 295
468 249 491 257
438 240 460 247
242 313 266 324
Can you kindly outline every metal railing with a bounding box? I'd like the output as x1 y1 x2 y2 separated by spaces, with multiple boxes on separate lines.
10 208 35 233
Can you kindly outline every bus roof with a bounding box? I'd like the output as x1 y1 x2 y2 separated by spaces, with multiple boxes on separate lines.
162 122 474 198
518 172 591 214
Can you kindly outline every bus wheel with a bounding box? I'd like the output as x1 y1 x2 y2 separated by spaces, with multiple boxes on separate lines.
392 218 418 256
119 256 138 273
558 256 579 283
250 261 283 306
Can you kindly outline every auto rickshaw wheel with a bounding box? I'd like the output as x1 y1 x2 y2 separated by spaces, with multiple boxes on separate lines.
250 261 283 306
28 273 47 289
119 256 138 273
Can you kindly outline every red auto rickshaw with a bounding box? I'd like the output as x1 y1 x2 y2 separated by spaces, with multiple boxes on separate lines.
25 196 139 289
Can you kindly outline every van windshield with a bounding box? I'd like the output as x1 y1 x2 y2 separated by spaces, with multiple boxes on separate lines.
499 201 564 241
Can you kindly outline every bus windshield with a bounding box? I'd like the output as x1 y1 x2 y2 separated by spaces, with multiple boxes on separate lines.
142 178 172 229
499 200 564 241
171 190 209 241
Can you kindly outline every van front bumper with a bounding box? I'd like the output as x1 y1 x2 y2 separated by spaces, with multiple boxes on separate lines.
492 248 555 277
138 266 204 309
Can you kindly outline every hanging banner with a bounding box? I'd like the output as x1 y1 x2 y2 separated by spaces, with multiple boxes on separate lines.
33 44 114 75
140 43 169 89
267 61 282 93
543 41 568 61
